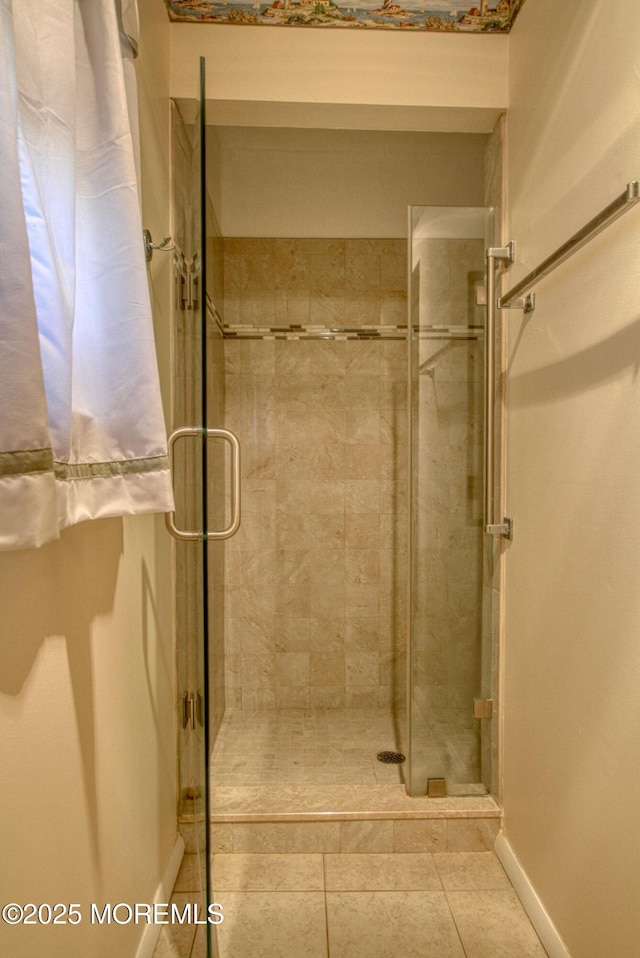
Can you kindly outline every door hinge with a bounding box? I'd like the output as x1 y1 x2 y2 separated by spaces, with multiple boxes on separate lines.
182 691 204 730
182 691 195 729
175 250 200 312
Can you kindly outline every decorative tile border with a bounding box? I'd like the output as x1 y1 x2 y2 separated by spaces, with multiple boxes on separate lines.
223 323 407 341
219 322 483 341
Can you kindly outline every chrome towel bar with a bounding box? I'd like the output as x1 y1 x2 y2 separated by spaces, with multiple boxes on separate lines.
499 180 640 311
485 243 514 539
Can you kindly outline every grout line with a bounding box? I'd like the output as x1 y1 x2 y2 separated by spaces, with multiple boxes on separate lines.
442 886 471 958
322 853 331 958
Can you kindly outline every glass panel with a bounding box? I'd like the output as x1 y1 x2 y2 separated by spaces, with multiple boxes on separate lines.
407 205 493 798
171 60 212 957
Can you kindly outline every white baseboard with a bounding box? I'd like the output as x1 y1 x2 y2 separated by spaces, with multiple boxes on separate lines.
495 831 572 958
135 832 185 958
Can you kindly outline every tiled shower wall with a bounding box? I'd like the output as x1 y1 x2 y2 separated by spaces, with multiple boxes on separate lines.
222 239 407 713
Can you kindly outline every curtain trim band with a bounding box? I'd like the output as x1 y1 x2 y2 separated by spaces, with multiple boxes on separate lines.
0 452 169 481
54 456 170 481
0 448 54 477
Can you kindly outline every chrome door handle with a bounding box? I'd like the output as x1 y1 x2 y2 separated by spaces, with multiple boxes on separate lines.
165 426 241 541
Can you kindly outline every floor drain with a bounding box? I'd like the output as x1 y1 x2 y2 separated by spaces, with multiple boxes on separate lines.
376 750 406 764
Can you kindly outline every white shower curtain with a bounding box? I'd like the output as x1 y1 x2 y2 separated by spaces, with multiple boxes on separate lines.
0 0 174 551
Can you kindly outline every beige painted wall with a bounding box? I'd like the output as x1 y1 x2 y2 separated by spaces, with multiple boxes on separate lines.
210 127 487 238
0 3 176 956
170 21 507 133
503 1 640 955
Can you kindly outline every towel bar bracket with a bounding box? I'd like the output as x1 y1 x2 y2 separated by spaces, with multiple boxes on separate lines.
487 241 516 264
486 518 513 540
501 293 536 314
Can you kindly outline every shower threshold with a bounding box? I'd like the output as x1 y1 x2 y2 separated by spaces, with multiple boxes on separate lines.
209 710 500 852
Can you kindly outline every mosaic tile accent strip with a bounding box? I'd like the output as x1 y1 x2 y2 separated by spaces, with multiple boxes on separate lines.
219 322 482 342
223 323 407 341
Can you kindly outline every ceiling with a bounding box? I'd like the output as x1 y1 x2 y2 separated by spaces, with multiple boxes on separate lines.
163 0 525 33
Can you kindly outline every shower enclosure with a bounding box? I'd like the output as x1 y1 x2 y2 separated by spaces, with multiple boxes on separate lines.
168 92 500 955
407 205 495 797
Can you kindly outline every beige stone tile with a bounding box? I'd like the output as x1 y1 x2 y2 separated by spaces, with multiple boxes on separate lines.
173 854 203 893
275 582 312 617
345 512 380 549
447 890 548 957
285 821 341 853
345 340 381 375
345 479 380 514
345 548 380 584
346 251 381 290
215 891 328 958
310 579 346 618
380 291 407 325
446 818 499 852
345 650 378 686
310 685 345 708
339 820 393 853
231 823 290 854
240 653 276 690
433 852 511 890
276 686 310 708
345 406 380 443
308 249 345 291
274 615 311 652
309 616 345 653
242 688 277 709
344 687 379 708
212 853 324 891
324 852 442 891
228 614 276 654
276 479 316 515
178 823 198 855
326 891 465 958
393 819 447 852
344 617 379 651
275 651 310 686
310 651 345 686
380 246 407 291
275 288 311 324
151 894 197 958
345 443 380 479
308 547 346 586
210 824 234 853
345 583 379 617
308 479 346 515
226 583 276 620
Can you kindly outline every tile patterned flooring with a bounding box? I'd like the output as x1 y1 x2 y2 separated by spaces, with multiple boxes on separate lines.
212 709 408 788
153 851 549 957
154 709 547 956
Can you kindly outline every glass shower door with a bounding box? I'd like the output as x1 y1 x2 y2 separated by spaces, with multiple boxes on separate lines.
407 205 494 798
169 60 214 957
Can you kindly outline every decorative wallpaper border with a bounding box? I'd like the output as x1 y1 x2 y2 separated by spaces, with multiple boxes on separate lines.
163 0 525 33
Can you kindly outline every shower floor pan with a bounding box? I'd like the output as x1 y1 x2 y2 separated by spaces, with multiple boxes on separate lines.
209 709 500 853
